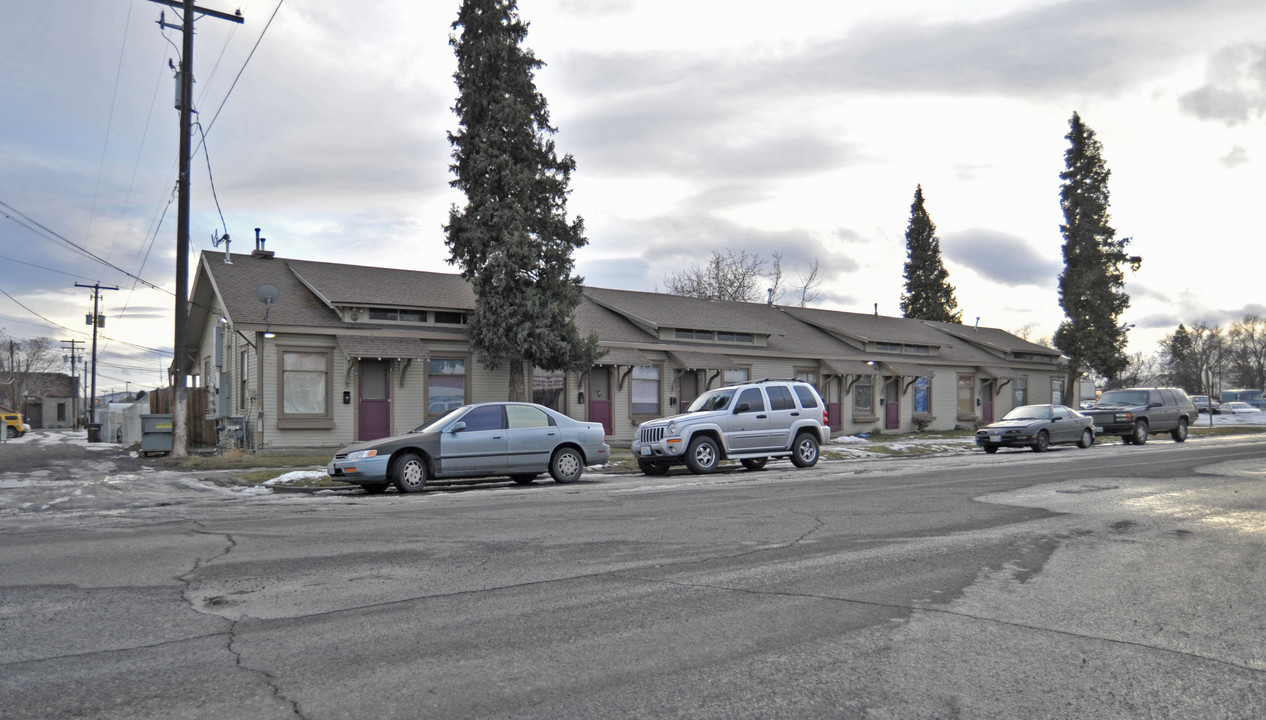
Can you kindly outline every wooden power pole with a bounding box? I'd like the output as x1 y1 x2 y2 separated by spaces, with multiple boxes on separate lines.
150 0 243 455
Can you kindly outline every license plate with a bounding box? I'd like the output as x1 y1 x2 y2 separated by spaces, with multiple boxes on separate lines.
989 434 1001 441
639 446 651 456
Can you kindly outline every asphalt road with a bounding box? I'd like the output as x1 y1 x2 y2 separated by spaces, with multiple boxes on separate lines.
2 433 1265 719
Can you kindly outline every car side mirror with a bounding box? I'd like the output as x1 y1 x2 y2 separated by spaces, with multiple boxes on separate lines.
449 421 466 433
734 402 751 413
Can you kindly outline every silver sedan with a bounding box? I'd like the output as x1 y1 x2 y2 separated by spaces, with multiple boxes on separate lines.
327 402 610 494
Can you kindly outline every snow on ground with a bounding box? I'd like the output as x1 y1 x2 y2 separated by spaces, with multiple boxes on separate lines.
2 428 116 450
264 470 329 486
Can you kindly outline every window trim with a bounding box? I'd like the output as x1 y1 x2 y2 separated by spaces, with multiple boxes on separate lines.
276 346 335 430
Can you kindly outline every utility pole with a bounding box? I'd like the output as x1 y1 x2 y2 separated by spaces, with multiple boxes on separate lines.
62 339 82 429
75 282 117 432
150 0 244 456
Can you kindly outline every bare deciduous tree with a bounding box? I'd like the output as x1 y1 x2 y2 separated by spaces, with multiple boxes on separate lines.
664 249 823 306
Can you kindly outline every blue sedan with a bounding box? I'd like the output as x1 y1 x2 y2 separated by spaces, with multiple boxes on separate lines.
327 402 610 493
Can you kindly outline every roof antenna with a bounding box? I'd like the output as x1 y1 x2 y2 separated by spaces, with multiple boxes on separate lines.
975 316 980 331
212 230 231 264
767 288 774 305
874 303 878 316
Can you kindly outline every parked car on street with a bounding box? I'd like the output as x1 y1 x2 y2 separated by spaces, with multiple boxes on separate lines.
1080 387 1197 445
975 404 1095 453
1220 401 1260 414
326 402 610 494
2 407 29 439
1191 395 1221 414
631 379 830 475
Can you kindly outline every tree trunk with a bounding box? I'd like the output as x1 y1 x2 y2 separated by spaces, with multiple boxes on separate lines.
508 362 526 402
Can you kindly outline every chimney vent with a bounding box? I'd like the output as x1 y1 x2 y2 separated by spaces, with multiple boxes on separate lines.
251 227 275 258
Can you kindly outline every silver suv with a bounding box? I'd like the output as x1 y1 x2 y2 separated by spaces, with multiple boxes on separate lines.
631 380 831 475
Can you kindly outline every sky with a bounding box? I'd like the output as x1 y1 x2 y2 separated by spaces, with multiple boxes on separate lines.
2 0 1265 395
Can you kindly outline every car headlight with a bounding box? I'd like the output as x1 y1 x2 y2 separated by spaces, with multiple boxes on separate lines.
666 421 678 435
346 449 378 461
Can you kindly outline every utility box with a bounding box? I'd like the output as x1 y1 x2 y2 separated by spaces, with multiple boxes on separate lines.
140 414 173 455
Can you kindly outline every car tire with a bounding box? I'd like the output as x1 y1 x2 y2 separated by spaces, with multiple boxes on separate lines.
983 445 999 454
1171 418 1188 443
1031 430 1049 452
511 474 538 485
363 483 388 495
790 432 819 468
684 436 720 474
638 461 670 476
392 452 427 493
741 458 768 471
1130 420 1149 446
549 447 583 483
4 426 15 439
1077 428 1093 449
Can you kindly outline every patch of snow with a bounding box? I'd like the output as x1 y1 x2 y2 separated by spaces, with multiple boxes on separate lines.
264 470 327 486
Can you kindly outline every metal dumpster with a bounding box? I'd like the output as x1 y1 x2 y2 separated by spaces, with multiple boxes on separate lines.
87 423 103 443
140 414 173 455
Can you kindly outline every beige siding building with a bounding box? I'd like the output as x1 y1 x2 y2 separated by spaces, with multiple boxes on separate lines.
188 250 1071 451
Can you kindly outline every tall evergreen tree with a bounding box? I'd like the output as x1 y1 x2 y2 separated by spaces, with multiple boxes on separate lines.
899 185 961 322
1052 113 1136 403
445 0 599 401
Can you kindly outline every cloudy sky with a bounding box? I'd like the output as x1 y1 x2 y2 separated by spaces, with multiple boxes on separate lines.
3 0 1265 394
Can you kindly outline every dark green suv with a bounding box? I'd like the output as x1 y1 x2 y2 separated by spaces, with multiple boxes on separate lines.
1081 387 1197 445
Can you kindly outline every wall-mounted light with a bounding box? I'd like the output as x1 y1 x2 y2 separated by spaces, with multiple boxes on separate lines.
263 332 276 339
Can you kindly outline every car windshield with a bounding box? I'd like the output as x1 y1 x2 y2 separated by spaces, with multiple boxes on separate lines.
687 388 737 412
1096 390 1148 406
411 405 471 433
1001 405 1051 421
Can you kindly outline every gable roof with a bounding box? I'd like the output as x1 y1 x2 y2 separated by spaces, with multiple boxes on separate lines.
190 250 1057 373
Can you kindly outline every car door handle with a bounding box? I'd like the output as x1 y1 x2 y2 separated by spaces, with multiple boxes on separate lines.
756 414 767 419
790 412 800 416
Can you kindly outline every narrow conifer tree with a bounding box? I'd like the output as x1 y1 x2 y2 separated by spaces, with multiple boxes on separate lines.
445 0 599 401
1053 113 1136 403
900 185 961 322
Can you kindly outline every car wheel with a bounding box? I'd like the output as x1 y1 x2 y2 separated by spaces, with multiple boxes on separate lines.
4 426 15 439
511 474 538 485
684 436 719 474
1130 420 1149 446
1171 418 1188 443
740 457 768 471
549 447 583 483
392 452 427 493
363 483 388 495
638 461 670 476
1031 430 1050 452
983 445 999 454
1077 428 1093 449
790 432 819 468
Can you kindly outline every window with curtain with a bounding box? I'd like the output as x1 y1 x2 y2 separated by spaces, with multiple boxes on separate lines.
913 377 931 413
632 365 660 415
957 375 974 416
853 375 873 412
277 348 334 428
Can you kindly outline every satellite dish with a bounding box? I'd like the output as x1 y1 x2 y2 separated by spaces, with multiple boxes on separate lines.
256 285 280 305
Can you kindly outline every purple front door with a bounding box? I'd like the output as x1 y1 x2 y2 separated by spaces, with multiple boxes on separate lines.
358 359 391 441
588 367 612 436
884 378 900 430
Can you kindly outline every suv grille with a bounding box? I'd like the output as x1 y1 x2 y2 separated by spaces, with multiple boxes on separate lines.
639 427 665 444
